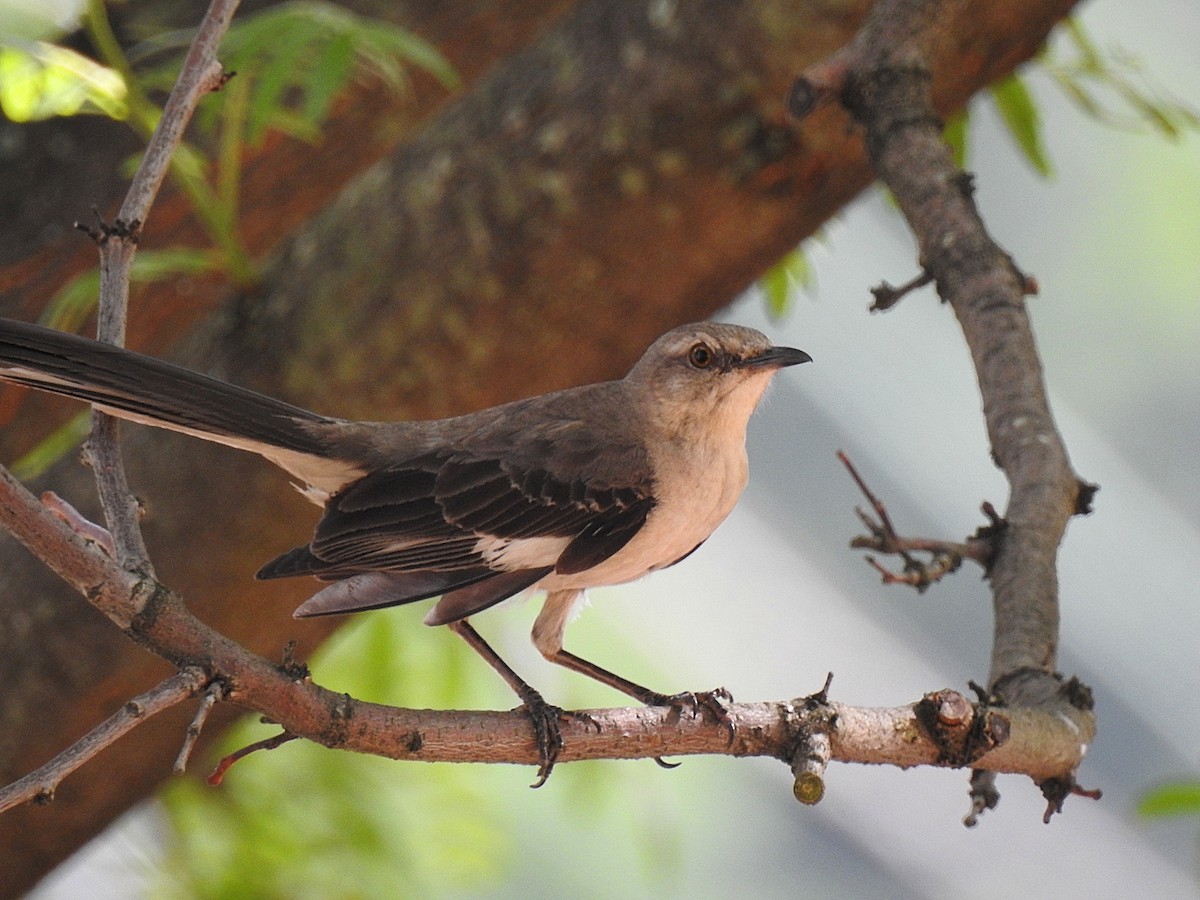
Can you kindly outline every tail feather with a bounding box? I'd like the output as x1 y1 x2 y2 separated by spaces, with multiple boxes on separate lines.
0 319 361 491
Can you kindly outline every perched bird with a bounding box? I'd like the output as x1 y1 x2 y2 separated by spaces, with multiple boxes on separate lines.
0 318 809 782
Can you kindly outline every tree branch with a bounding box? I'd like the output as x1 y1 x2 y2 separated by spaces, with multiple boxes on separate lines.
791 0 1095 815
0 668 208 813
0 458 1089 809
82 0 240 573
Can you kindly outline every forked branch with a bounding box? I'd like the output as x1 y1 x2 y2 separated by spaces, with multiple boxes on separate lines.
792 0 1095 817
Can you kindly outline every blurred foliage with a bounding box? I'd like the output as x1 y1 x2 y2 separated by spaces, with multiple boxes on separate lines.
139 1 458 148
1046 18 1200 140
158 612 510 898
947 71 1052 177
9 409 90 481
1139 780 1200 819
8 0 456 478
0 38 124 120
947 18 1198 179
990 74 1052 176
41 248 221 333
2 0 455 293
759 248 814 320
0 0 83 42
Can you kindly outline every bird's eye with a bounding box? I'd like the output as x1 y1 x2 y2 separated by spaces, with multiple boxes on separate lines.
688 342 714 369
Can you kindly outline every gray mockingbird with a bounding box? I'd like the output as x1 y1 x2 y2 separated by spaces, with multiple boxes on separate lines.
0 318 810 783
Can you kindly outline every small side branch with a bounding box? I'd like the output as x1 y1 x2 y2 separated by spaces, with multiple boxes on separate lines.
869 269 934 311
0 668 208 813
839 451 1001 590
175 679 229 774
208 732 300 786
786 673 835 805
83 0 241 575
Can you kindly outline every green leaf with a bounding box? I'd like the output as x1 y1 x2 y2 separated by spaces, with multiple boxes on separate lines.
1139 781 1200 818
1062 17 1103 73
241 14 326 145
40 248 219 333
1043 17 1200 142
210 0 457 149
1047 68 1104 120
760 248 812 319
10 411 91 481
761 265 790 319
354 18 458 93
301 30 356 124
943 110 968 168
990 74 1052 177
0 39 126 122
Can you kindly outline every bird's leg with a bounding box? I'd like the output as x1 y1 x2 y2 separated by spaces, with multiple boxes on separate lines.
446 618 588 788
532 591 735 744
546 648 735 740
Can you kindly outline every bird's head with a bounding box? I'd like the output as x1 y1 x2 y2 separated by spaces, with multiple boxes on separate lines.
625 322 811 436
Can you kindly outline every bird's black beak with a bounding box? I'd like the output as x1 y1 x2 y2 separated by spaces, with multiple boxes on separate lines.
740 345 812 369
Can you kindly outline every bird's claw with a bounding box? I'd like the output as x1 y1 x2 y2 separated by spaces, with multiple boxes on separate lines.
651 687 736 743
519 691 597 788
645 687 735 770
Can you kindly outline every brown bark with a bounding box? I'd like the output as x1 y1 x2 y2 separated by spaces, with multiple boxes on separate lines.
0 0 1079 891
798 0 1093 816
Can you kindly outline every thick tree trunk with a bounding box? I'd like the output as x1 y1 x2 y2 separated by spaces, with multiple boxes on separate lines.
0 1 1077 891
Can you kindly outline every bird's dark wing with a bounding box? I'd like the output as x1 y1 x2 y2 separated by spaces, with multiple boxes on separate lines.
419 567 556 625
257 457 476 578
258 447 654 616
292 568 498 617
435 457 651 541
553 503 653 575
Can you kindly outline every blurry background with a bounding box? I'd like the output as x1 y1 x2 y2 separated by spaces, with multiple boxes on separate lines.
12 0 1200 896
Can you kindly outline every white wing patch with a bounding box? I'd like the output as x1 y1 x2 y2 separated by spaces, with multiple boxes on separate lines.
474 534 571 571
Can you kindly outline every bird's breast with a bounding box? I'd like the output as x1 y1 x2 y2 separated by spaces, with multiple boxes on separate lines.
538 437 748 592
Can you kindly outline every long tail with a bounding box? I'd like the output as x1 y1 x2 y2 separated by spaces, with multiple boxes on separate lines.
0 318 361 491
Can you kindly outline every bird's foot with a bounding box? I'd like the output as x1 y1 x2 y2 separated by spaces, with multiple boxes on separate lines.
517 689 597 788
648 687 736 744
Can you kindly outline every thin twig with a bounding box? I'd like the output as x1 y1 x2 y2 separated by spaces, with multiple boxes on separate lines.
0 668 207 813
208 732 299 786
41 491 115 556
85 0 241 575
839 450 996 589
115 0 240 232
175 680 229 774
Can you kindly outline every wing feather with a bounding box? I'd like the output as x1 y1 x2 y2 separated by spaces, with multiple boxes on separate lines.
259 448 654 587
